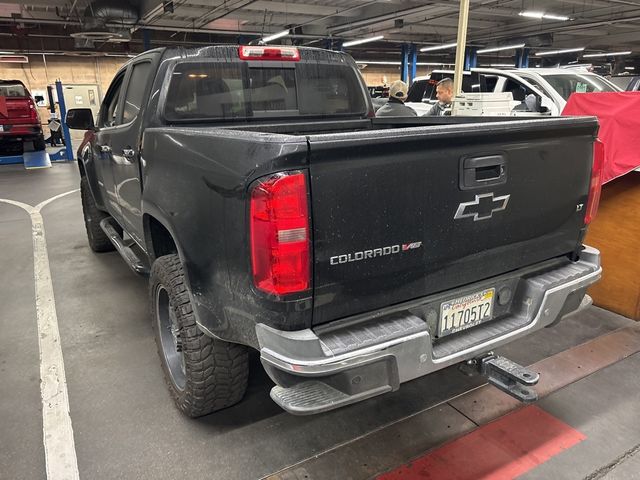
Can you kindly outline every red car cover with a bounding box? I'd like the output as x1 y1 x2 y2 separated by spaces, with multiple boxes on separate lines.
562 92 640 184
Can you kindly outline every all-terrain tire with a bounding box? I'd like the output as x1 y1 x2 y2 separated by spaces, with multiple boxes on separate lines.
80 176 115 252
150 254 249 417
33 134 46 152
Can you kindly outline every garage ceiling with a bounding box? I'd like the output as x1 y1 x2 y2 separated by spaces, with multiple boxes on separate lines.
1 0 638 66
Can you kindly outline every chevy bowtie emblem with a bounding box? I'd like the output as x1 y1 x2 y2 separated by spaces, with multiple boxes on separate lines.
454 193 511 221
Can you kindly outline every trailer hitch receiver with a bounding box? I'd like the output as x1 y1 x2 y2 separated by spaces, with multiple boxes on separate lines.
462 353 540 403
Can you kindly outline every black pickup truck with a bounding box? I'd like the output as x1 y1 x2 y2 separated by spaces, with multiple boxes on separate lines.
66 45 603 417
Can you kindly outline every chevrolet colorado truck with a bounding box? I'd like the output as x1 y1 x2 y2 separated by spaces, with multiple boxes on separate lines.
66 45 603 417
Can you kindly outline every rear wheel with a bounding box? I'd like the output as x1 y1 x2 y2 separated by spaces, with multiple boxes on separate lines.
80 176 115 252
33 135 46 152
150 254 249 417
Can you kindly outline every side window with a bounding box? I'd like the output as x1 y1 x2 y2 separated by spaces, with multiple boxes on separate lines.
99 73 125 128
122 62 152 123
502 78 533 101
406 80 427 102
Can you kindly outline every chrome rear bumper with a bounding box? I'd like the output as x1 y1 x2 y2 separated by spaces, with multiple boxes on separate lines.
257 246 601 415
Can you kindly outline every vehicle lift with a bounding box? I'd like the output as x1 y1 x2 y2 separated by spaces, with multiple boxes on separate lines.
0 80 74 169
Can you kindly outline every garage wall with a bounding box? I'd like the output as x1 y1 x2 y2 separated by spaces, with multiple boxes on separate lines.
0 55 126 128
359 66 432 86
1 57 434 95
0 56 125 101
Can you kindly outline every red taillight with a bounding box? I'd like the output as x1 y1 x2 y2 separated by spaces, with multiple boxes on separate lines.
28 98 40 123
238 46 300 62
250 171 310 296
585 138 605 225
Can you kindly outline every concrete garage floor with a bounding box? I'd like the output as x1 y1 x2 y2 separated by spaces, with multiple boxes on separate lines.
1 162 639 480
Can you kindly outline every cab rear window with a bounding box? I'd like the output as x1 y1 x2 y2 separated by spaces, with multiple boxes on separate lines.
0 82 28 97
164 61 367 121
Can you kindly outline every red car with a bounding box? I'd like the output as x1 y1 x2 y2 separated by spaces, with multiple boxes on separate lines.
0 80 45 155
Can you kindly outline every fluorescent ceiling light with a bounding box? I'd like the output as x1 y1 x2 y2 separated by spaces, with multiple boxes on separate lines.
0 51 15 54
26 52 64 56
420 42 457 52
489 63 516 67
583 51 632 58
477 43 525 54
625 67 635 70
520 11 544 19
356 60 399 65
519 11 570 21
536 47 584 56
261 30 289 43
342 35 384 47
544 14 572 21
355 60 454 66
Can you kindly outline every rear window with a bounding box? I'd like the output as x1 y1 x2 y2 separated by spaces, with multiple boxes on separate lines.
164 60 367 121
543 74 618 101
0 82 28 97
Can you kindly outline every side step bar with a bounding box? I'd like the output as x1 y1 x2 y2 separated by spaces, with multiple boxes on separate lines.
99 218 149 275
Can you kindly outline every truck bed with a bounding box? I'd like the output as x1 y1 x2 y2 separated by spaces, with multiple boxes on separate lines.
142 115 598 336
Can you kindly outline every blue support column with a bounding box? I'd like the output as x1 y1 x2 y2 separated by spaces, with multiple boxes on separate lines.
409 44 418 84
400 44 409 83
515 48 529 68
464 47 478 70
56 80 74 162
143 29 151 51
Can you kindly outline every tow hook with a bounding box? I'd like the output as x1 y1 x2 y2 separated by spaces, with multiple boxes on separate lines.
460 352 540 403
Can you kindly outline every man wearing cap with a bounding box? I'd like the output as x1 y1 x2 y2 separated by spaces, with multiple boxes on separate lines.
376 80 417 117
425 78 454 116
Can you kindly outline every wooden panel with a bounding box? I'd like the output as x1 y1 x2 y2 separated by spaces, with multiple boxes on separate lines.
585 172 640 319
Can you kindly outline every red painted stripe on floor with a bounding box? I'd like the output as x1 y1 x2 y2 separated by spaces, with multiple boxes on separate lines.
377 406 586 480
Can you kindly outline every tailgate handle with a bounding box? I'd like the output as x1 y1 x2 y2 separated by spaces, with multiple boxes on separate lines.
461 155 507 189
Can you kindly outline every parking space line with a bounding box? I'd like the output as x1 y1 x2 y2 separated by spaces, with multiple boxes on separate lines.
377 405 586 480
1 190 80 480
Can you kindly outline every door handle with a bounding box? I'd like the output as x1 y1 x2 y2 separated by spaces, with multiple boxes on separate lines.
122 148 135 159
99 145 111 153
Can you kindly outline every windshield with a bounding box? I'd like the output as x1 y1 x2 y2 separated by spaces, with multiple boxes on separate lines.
542 74 618 100
0 82 28 97
164 61 367 121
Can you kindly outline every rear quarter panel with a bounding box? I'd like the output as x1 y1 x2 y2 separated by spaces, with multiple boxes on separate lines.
141 126 311 346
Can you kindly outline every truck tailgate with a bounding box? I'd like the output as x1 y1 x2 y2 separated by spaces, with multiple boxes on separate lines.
307 117 598 325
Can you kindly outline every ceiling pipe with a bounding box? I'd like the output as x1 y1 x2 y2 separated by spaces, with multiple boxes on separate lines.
471 11 640 44
193 0 259 29
327 4 443 34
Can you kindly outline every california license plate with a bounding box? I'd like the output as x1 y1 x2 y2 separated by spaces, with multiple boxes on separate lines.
439 288 495 337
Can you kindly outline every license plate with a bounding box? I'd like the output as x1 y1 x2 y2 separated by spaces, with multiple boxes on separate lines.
439 288 495 337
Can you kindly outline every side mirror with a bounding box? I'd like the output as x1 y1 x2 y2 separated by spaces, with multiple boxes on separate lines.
66 108 94 130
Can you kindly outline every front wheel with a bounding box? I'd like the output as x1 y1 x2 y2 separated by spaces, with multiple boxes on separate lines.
150 254 249 417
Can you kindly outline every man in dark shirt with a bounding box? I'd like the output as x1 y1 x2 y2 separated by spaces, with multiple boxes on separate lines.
425 77 454 116
376 80 417 117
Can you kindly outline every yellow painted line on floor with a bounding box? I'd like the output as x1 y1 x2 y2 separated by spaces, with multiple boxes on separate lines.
1 190 80 480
